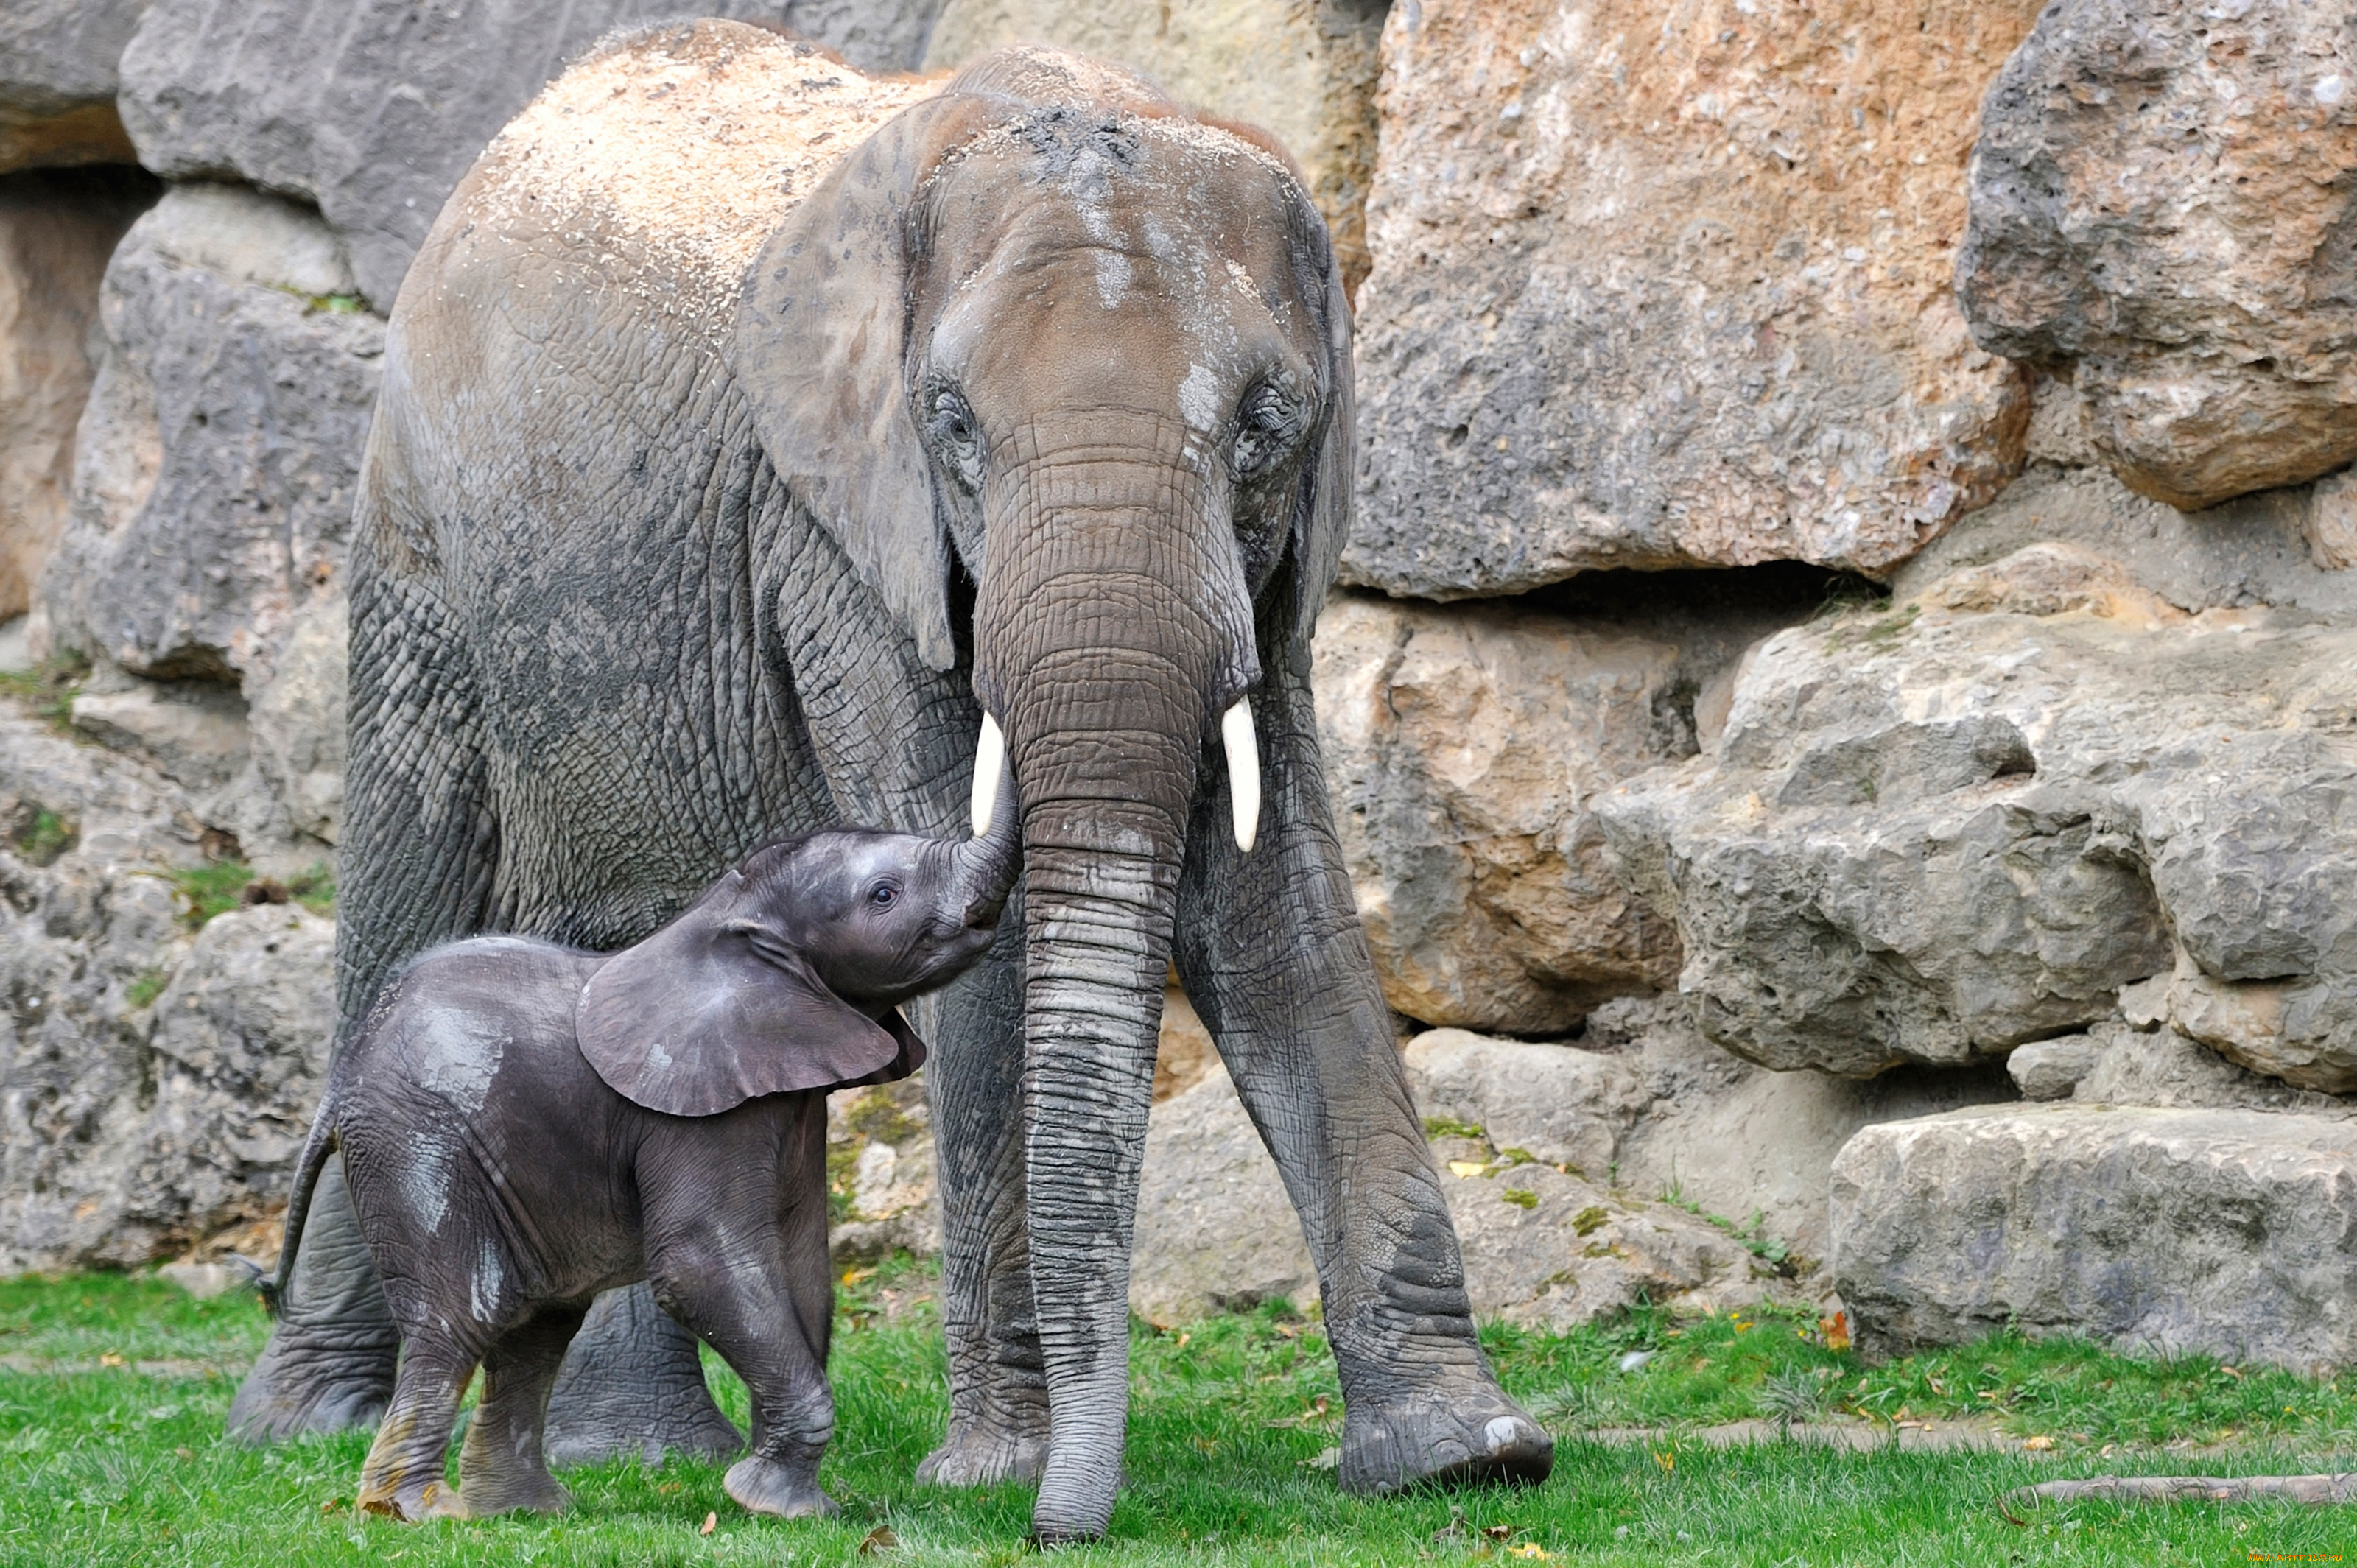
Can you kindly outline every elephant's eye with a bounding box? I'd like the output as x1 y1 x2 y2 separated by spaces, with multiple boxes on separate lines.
927 386 986 493
1232 382 1306 480
868 880 901 908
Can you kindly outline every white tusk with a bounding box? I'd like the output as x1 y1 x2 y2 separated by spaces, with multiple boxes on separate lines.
1222 699 1260 854
971 711 1007 837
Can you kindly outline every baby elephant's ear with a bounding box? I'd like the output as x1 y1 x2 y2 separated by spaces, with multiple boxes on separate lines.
576 877 926 1117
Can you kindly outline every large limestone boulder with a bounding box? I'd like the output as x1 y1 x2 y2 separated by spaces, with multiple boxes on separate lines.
1311 573 1833 1034
923 0 1384 290
1831 1105 2357 1371
0 169 154 620
118 0 950 309
1404 1001 2015 1273
1598 491 2357 1080
1957 0 2357 510
1313 594 1683 1032
1130 1043 1813 1326
0 696 335 1273
1405 1029 1648 1175
1346 0 2040 600
1130 1068 1320 1323
0 0 148 170
43 183 379 692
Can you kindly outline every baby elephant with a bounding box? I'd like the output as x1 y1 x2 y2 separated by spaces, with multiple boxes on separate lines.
270 785 1018 1523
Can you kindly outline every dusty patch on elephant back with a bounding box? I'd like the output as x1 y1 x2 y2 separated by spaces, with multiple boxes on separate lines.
470 20 938 346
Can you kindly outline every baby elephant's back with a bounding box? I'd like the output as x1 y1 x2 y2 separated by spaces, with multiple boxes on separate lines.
345 938 623 1235
359 937 607 1117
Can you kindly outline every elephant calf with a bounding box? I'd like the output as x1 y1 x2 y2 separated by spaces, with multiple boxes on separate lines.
268 790 1018 1522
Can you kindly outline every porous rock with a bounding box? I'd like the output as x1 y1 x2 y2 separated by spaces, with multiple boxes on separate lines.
41 183 379 696
1957 0 2357 510
0 699 334 1273
1312 593 1684 1032
0 169 153 620
1439 1145 1783 1330
923 0 1384 290
1595 996 2018 1268
1830 1104 2357 1369
1130 1067 1318 1323
827 1074 940 1263
0 0 148 170
1130 1047 1813 1326
1404 1029 1648 1175
119 0 952 308
1598 540 2357 1080
2073 1017 2356 1120
2006 1035 2098 1101
1346 0 2039 599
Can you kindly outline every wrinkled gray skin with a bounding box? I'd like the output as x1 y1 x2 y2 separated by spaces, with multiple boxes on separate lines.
273 814 1017 1524
232 35 1550 1540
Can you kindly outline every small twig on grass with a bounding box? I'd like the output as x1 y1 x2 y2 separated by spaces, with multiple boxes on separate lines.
2003 1473 2357 1509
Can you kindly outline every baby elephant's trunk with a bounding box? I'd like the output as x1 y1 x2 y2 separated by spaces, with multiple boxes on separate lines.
952 714 1022 927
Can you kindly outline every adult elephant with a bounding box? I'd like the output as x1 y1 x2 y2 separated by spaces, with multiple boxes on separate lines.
231 21 1551 1540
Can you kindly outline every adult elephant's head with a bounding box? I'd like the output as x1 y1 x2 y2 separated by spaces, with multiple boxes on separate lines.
731 47 1351 1537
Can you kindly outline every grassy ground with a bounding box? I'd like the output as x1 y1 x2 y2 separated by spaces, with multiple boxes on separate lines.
0 1263 2349 1565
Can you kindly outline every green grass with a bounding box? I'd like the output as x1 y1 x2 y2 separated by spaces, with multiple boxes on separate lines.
0 651 88 735
172 862 256 928
169 862 338 929
0 1270 2349 1565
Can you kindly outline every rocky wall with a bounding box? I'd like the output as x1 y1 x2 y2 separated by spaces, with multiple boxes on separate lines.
3 0 2355 1377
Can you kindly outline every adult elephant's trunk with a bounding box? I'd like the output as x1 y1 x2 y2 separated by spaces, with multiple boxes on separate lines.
969 409 1259 1540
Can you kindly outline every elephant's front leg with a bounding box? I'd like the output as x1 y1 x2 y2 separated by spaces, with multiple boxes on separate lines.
768 511 1047 1487
910 920 1052 1487
1173 658 1553 1495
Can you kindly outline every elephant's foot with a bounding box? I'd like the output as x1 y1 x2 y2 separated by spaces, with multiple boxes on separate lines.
451 1446 575 1519
916 1396 1050 1487
1338 1385 1553 1496
542 1284 742 1467
724 1453 836 1519
225 1327 398 1442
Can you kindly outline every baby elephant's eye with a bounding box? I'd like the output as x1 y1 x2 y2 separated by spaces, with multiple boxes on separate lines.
868 881 900 907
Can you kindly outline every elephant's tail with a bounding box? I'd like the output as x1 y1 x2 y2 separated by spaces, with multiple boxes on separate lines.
260 1083 340 1318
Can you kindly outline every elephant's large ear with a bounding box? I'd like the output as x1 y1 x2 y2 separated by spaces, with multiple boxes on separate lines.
731 92 1002 673
1287 188 1355 651
576 875 927 1117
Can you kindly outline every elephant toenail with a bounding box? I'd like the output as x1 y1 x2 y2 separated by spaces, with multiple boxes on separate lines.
1483 1416 1522 1449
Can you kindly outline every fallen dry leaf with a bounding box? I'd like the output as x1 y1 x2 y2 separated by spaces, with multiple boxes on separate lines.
1482 1523 1513 1540
1508 1544 1551 1559
859 1525 900 1555
2023 1435 2054 1452
700 1510 717 1535
97 1352 124 1368
1653 1450 1675 1473
1447 1160 1488 1178
1819 1312 1850 1352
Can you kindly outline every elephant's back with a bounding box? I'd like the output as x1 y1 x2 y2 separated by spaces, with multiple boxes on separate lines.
415 19 938 351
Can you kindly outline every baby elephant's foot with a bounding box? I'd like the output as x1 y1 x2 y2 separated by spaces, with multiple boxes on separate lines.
359 1477 468 1523
724 1453 837 1519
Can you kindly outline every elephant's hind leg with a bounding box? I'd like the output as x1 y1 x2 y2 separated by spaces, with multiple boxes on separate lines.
450 1304 587 1516
356 1335 478 1522
226 1158 400 1441
542 1284 745 1467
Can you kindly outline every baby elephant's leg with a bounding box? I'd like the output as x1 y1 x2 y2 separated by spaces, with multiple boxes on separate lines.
452 1304 587 1516
356 1332 478 1521
648 1112 836 1518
